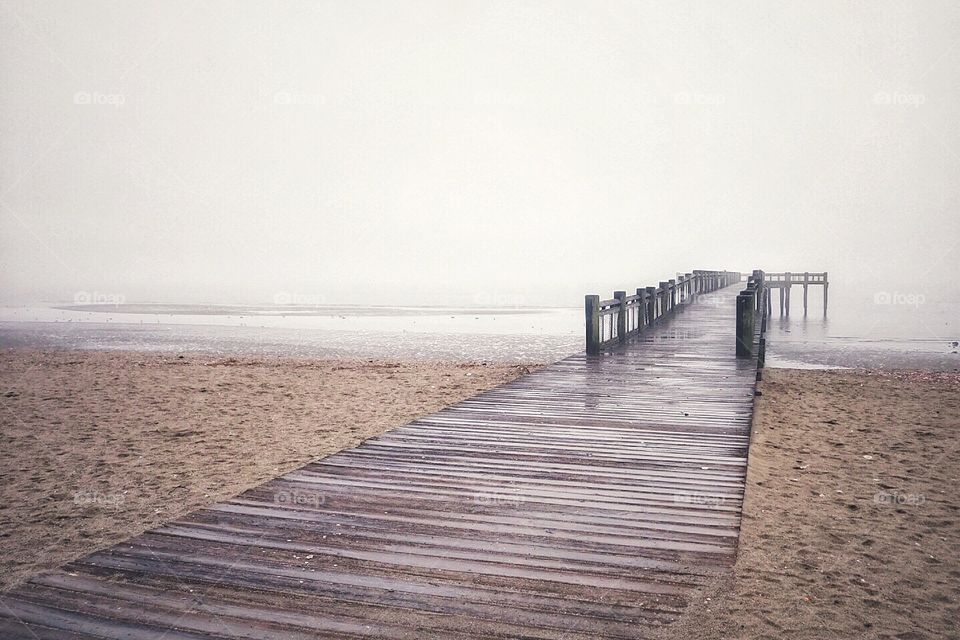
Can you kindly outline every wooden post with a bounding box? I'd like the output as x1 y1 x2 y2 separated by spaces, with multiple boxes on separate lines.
668 279 676 312
784 272 791 316
636 288 647 330
779 286 784 315
736 290 755 357
823 271 829 315
803 271 809 316
659 282 670 317
684 273 692 302
614 291 627 342
645 286 657 325
585 295 600 355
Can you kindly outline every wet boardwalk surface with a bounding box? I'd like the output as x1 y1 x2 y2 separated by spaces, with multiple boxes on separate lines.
0 285 759 639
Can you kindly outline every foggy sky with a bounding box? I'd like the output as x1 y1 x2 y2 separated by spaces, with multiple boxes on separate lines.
1 0 958 307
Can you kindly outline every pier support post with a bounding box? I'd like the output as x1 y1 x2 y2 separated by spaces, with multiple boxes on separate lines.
784 272 791 316
668 279 676 312
614 291 627 342
823 272 829 315
803 272 809 316
659 282 670 317
585 295 600 355
645 286 657 325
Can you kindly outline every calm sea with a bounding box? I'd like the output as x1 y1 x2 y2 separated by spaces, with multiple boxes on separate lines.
0 303 583 364
0 293 956 369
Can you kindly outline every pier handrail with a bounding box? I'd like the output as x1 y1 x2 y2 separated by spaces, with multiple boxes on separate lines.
760 271 827 284
585 270 740 355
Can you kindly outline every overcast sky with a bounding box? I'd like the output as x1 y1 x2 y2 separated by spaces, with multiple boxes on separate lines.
1 0 958 306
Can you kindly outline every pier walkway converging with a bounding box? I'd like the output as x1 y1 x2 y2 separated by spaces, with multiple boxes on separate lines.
1 283 761 639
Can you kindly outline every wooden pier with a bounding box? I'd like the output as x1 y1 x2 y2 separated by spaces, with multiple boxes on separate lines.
0 277 766 639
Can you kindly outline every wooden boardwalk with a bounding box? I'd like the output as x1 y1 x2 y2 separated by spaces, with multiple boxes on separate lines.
0 284 760 639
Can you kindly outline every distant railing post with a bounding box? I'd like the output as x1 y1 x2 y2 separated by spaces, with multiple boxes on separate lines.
658 282 669 317
614 291 627 342
636 288 647 330
645 286 657 325
668 279 676 312
585 295 600 355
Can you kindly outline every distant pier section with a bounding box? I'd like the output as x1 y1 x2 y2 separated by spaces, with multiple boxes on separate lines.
584 268 827 363
763 271 828 316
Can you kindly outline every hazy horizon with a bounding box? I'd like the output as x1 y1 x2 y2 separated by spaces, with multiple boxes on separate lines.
2 1 958 307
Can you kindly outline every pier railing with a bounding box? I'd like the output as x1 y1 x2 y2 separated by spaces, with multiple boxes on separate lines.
584 270 740 355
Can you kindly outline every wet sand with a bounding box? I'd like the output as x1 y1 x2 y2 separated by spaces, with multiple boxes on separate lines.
0 348 533 591
660 368 960 640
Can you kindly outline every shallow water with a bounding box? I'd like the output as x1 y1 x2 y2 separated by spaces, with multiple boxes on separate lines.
763 297 959 371
0 304 583 364
1 294 956 369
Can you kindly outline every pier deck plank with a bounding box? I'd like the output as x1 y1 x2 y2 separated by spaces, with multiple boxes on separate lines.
0 285 758 639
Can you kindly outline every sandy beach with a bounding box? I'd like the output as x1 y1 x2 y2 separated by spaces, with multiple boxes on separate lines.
660 368 960 640
2 348 958 639
0 348 533 591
